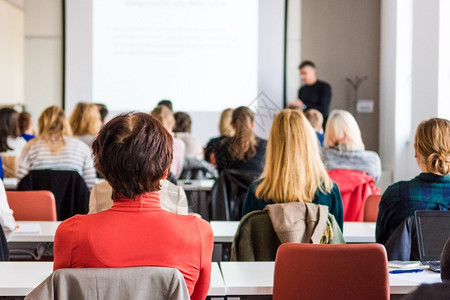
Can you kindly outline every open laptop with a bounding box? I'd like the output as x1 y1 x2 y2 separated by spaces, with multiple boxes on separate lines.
415 210 450 272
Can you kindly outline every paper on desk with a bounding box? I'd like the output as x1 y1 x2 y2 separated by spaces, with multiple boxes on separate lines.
14 223 41 234
390 270 442 284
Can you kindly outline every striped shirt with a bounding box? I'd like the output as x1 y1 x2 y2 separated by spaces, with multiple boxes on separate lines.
17 137 96 189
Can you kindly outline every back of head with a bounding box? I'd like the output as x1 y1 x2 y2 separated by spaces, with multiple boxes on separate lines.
324 110 365 151
415 118 450 175
37 106 72 152
92 113 173 200
227 106 257 161
18 112 32 135
157 100 173 111
442 237 450 283
70 102 101 136
304 109 324 131
173 112 192 133
151 105 175 131
256 109 333 203
299 60 316 69
219 108 235 137
0 107 20 152
94 103 109 124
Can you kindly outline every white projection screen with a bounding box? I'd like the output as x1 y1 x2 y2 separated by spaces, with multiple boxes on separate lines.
65 0 286 142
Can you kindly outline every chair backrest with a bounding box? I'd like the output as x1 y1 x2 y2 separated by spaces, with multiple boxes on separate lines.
364 194 382 222
211 169 259 220
273 243 389 300
17 170 90 221
25 266 190 300
327 169 381 222
6 191 57 221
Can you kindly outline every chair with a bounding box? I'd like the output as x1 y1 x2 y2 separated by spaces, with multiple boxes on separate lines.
211 169 259 221
17 170 89 221
25 266 190 300
327 169 381 222
273 243 389 300
6 191 57 221
364 194 382 222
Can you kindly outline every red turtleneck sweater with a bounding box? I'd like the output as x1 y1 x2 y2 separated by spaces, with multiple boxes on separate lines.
53 192 213 300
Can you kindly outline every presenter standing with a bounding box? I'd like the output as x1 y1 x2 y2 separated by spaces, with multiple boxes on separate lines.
290 61 332 124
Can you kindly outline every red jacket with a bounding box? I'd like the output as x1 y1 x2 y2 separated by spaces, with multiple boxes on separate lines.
54 192 213 300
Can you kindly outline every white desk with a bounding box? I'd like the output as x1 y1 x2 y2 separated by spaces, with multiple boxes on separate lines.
178 179 215 191
7 221 61 243
220 261 442 296
211 221 377 243
0 261 225 297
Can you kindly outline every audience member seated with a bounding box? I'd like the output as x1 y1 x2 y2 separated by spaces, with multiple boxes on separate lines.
158 99 173 111
70 102 102 147
151 105 186 179
321 109 382 182
53 112 213 300
0 179 15 234
242 109 343 229
304 108 325 146
0 107 27 177
402 237 450 299
17 106 96 189
205 108 235 164
94 103 109 127
18 111 35 141
213 106 267 173
376 118 450 245
174 112 203 160
89 179 188 215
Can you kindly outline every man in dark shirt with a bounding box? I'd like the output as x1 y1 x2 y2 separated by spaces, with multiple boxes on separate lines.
292 61 332 122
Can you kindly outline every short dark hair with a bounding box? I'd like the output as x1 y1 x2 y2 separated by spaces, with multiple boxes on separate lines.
157 100 173 111
299 60 316 69
0 107 20 152
442 237 450 283
92 112 173 200
94 103 109 123
18 111 32 135
174 112 192 133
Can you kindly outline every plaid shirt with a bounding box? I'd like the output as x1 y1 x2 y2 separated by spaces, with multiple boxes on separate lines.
376 173 450 244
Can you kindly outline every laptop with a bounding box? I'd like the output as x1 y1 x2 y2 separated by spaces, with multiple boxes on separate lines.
415 210 450 272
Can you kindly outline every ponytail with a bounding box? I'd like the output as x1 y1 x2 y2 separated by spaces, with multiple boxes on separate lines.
227 106 257 161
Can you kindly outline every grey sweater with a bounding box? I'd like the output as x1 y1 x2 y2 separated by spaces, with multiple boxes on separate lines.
321 147 382 182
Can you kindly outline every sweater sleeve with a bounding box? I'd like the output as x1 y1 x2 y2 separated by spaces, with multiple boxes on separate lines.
190 218 213 300
81 146 96 190
0 180 15 232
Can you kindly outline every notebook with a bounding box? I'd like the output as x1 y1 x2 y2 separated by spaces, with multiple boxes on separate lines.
415 210 450 272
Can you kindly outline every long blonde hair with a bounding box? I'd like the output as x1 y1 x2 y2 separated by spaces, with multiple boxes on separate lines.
35 106 72 152
70 102 101 136
151 105 175 131
415 118 450 175
219 108 235 137
324 109 365 151
227 106 257 161
255 109 333 203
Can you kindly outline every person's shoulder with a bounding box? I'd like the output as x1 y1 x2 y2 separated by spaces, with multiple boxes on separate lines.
382 179 413 201
57 214 84 233
65 137 91 150
317 80 331 88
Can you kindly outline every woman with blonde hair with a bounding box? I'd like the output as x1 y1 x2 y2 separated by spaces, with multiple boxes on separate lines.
205 108 235 164
69 102 101 146
242 109 343 228
214 106 267 173
17 106 96 188
376 118 450 244
322 109 381 181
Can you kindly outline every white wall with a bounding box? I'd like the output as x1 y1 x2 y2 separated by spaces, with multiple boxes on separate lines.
23 0 62 121
0 0 24 105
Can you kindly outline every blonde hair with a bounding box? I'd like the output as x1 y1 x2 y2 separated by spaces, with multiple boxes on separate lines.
304 109 324 131
324 110 365 151
227 106 257 161
70 102 101 136
415 118 450 175
35 106 72 152
219 108 235 137
151 105 175 131
255 109 333 203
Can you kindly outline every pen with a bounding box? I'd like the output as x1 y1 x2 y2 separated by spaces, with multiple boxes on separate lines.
389 269 423 274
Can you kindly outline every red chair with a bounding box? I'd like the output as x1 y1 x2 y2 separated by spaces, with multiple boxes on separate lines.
364 194 382 222
273 243 389 300
327 169 381 222
6 191 57 221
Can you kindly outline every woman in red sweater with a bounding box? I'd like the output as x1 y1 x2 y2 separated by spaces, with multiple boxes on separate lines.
53 112 213 300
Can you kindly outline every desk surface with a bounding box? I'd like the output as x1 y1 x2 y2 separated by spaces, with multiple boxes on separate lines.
220 261 442 295
7 221 61 243
0 262 225 297
211 221 376 243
